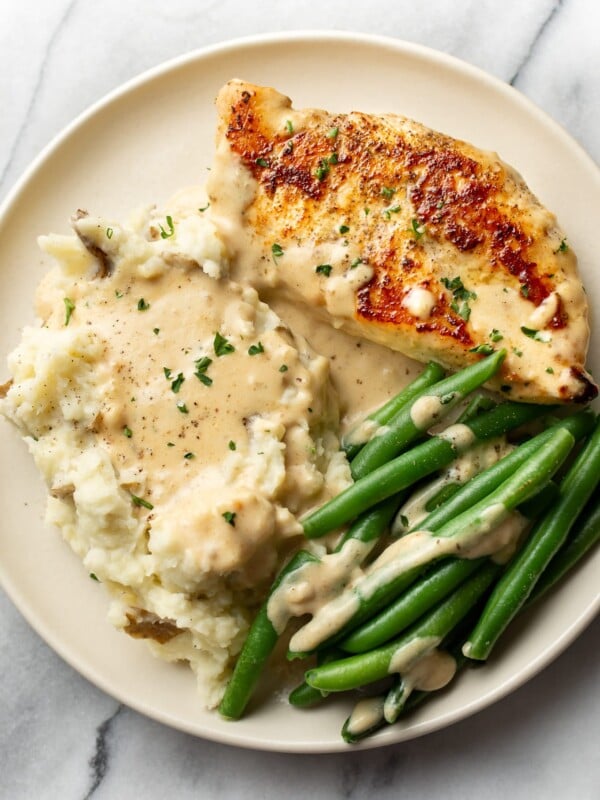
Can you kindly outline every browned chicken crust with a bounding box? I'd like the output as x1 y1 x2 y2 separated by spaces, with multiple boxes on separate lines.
208 80 597 404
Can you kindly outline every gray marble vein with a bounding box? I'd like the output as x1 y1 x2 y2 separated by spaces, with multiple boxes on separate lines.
509 0 564 85
0 0 79 193
1 1 599 798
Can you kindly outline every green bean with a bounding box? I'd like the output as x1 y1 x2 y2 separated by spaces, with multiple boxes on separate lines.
302 401 544 540
288 648 343 708
333 494 405 553
341 697 386 744
394 497 600 722
219 550 318 720
225 501 397 711
290 427 574 656
340 558 484 653
422 482 462 514
389 643 471 722
383 675 409 723
350 350 506 479
463 416 600 661
343 362 445 460
342 611 480 743
342 479 558 654
529 495 600 605
456 394 497 424
400 409 595 537
305 563 501 693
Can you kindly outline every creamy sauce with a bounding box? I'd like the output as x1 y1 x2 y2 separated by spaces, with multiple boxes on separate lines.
343 418 382 447
403 648 456 692
437 423 476 450
266 295 421 434
409 395 447 430
267 538 371 634
402 287 436 320
388 634 440 674
31 209 351 594
527 291 559 329
475 511 529 563
289 501 513 653
345 697 385 737
323 264 375 320
392 439 513 534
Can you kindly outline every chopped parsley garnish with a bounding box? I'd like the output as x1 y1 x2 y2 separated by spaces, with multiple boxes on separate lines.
364 207 370 215
339 224 350 234
441 276 477 321
381 186 396 199
470 343 495 355
315 159 330 181
255 157 269 167
214 331 235 356
521 326 551 343
222 511 236 526
555 238 568 254
159 215 175 239
153 327 160 335
512 347 523 357
327 127 339 138
184 452 194 459
137 298 150 311
520 284 530 298
176 401 189 413
350 257 363 269
271 243 284 263
163 367 172 379
399 514 409 529
170 372 185 393
279 364 288 373
106 227 113 239
411 218 426 239
440 392 456 405
194 356 213 386
63 297 75 326
453 301 471 321
123 425 133 438
130 493 154 510
315 264 333 277
228 440 237 451
546 367 555 374
490 329 504 342
115 290 124 298
89 573 99 581
167 442 175 447
248 342 265 356
198 203 210 212
286 119 294 134
383 205 401 220
328 152 339 165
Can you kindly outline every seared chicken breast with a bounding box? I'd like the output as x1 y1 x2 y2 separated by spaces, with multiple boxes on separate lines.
207 80 597 404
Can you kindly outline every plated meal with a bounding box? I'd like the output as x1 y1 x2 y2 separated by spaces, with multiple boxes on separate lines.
1 44 599 750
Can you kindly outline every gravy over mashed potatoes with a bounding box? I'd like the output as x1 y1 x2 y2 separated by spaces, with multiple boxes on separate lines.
0 192 356 707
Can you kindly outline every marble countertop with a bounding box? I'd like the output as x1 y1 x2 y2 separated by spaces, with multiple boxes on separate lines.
1 1 598 798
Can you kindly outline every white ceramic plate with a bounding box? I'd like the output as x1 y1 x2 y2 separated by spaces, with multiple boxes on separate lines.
0 32 598 753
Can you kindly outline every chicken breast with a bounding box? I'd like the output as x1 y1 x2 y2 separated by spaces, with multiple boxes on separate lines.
207 80 597 404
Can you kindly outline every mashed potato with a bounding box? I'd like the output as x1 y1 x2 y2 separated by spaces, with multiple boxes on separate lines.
1 198 350 707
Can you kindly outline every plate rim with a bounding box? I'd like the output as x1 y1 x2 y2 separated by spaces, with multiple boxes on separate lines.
0 29 598 753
